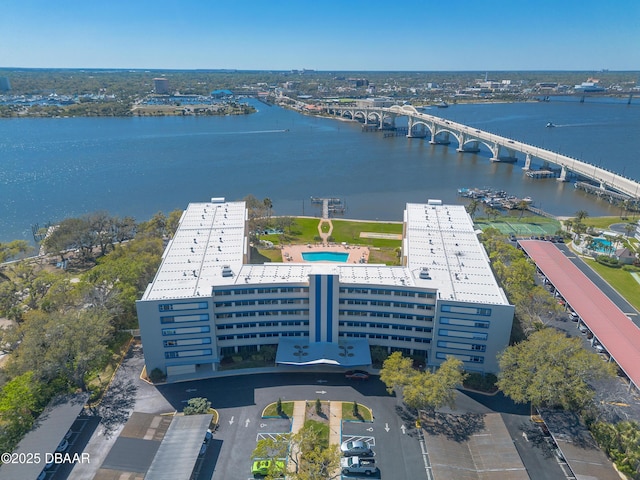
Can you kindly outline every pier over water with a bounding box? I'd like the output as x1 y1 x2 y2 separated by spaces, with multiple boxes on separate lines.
326 104 640 205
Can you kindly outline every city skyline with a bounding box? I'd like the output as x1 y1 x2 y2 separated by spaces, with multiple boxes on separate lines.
1 0 639 71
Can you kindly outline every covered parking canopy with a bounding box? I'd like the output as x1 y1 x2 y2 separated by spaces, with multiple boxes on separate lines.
145 414 213 480
519 240 640 392
0 393 88 480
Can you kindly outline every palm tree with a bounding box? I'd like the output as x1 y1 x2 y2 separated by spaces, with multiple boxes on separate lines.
517 200 530 220
485 206 501 222
263 197 273 220
575 210 589 223
624 223 636 238
563 218 574 233
466 199 480 219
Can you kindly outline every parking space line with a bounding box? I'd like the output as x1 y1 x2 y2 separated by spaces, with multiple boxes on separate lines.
256 432 288 442
341 435 375 447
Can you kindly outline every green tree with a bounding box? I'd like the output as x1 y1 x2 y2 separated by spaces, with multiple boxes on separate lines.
137 211 168 238
263 197 273 220
380 352 466 414
465 199 480 219
84 236 163 328
252 423 340 480
517 199 530 220
166 209 183 238
0 372 46 454
183 397 211 415
624 223 636 237
275 216 295 234
112 216 137 244
575 210 589 223
0 240 32 263
379 351 415 395
511 285 561 333
591 421 640 478
484 206 501 222
5 308 113 390
403 357 466 414
563 218 574 233
497 328 616 410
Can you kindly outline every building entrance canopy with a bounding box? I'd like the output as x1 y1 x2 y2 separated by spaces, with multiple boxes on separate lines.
275 338 371 367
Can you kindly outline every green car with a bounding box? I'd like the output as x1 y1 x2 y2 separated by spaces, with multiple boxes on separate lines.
251 459 285 477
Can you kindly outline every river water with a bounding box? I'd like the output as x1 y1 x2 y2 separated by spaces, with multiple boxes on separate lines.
1 98 638 243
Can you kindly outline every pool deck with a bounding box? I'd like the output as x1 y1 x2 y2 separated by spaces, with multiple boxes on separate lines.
281 243 370 264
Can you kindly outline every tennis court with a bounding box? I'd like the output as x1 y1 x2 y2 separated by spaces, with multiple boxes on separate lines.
476 220 559 236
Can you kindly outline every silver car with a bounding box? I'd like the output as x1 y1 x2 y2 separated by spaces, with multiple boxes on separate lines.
340 440 373 457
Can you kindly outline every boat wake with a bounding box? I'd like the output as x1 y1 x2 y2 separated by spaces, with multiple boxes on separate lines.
552 123 603 128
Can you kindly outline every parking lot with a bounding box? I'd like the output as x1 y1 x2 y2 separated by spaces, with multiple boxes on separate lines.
65 346 587 480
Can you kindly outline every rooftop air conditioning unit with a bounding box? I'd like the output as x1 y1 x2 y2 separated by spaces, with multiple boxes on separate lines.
221 265 234 277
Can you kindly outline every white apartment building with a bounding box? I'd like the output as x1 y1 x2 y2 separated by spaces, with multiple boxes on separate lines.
136 198 514 381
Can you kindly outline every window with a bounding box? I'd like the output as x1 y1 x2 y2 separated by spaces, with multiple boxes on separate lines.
164 348 212 359
440 317 490 329
438 329 488 340
437 341 485 352
436 352 484 363
162 326 210 336
440 305 492 316
159 301 208 312
161 313 209 324
163 337 211 348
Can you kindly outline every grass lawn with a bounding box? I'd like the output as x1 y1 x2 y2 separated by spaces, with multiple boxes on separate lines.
263 401 294 418
581 216 637 230
330 219 403 244
583 259 640 311
258 217 403 254
256 217 404 265
341 402 373 422
255 248 282 263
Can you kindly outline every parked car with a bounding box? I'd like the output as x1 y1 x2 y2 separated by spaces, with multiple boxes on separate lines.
344 370 370 380
340 440 373 456
340 456 377 475
251 459 285 477
55 438 69 453
199 430 213 456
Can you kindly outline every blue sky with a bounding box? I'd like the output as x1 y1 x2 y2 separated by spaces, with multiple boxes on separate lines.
1 0 638 71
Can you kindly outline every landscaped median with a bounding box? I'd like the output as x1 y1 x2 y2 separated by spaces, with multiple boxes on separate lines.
256 399 374 478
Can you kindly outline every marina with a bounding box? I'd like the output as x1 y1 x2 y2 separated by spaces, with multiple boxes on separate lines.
457 187 533 210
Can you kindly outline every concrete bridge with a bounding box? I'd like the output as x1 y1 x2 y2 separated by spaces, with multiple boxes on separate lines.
326 103 640 202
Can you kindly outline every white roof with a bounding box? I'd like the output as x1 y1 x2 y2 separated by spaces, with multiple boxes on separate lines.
142 200 508 305
403 203 508 304
142 199 246 300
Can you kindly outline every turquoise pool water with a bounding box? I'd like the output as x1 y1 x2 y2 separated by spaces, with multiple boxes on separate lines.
301 251 349 262
591 238 613 253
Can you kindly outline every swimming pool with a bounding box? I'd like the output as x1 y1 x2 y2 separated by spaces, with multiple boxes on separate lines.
301 251 349 262
591 238 612 253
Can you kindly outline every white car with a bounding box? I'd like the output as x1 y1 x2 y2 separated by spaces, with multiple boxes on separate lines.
340 440 373 457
